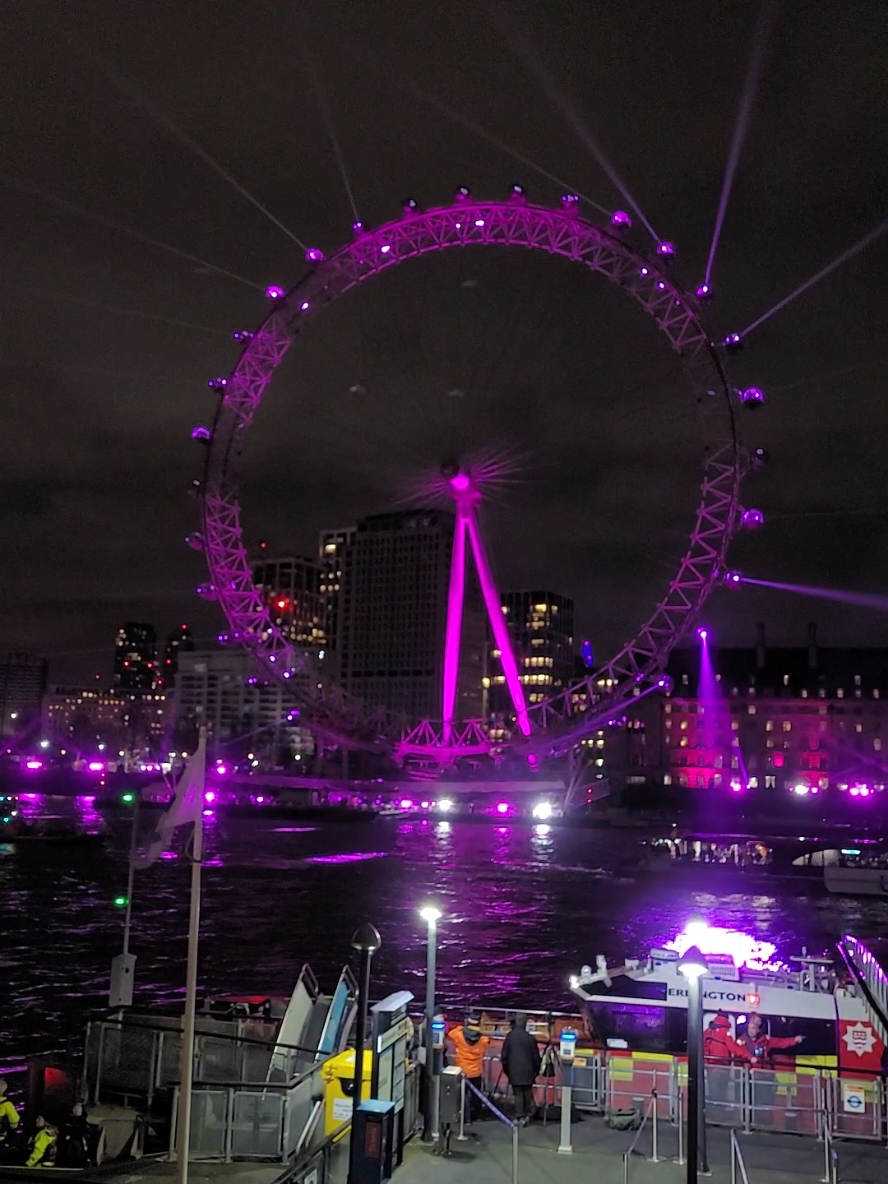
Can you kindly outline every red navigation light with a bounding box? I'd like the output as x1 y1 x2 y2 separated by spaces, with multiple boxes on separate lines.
275 598 288 610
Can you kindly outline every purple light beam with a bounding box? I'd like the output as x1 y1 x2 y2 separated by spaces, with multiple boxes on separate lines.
742 576 888 613
741 215 888 336
704 0 777 288
442 513 468 744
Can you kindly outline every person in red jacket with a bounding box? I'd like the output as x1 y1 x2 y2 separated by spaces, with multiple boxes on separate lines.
704 1013 753 1065
738 1013 803 1066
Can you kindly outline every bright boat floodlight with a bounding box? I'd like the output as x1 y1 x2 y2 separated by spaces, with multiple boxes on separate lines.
437 798 454 812
677 945 710 980
532 801 553 820
419 906 442 924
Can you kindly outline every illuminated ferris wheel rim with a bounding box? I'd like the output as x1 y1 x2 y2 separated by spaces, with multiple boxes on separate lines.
198 192 747 757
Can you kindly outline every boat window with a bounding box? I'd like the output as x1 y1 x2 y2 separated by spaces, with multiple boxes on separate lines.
589 1002 669 1053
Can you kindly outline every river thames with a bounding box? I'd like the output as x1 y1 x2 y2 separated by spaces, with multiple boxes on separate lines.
4 810 888 1066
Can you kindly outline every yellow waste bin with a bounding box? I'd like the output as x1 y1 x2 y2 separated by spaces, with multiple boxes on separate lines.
322 1050 374 1137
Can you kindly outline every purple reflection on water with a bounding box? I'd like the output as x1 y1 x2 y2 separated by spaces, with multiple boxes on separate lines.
309 851 389 865
272 827 318 833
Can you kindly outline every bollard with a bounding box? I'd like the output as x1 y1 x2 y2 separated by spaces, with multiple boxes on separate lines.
457 1073 468 1141
511 1121 519 1184
622 1150 630 1184
557 1069 573 1154
647 1089 660 1162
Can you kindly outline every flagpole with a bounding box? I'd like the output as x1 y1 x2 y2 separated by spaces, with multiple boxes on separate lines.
175 729 205 1184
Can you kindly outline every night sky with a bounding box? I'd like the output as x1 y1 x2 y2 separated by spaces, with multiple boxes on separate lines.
2 0 886 684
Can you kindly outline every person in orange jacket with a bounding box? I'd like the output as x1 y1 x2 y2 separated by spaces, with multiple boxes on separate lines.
448 1013 490 1121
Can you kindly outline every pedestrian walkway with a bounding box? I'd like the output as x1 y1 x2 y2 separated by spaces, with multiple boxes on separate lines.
396 1114 888 1184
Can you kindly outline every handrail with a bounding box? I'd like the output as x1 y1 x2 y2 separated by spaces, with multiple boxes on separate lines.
96 1014 317 1055
821 1126 839 1184
730 1129 751 1184
622 1090 658 1184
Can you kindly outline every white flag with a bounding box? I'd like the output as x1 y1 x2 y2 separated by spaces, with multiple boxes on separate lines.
134 731 206 868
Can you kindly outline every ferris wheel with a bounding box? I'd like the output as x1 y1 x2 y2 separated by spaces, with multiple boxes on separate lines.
191 188 761 764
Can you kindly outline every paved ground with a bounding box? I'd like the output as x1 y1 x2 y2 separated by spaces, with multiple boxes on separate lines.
396 1113 888 1184
89 1115 888 1184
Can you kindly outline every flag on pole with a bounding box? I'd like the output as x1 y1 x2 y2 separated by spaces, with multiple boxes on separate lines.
133 731 206 868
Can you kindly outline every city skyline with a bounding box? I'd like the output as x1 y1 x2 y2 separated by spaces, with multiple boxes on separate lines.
1 1 886 686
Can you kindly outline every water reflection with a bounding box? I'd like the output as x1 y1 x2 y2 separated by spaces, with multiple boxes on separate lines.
7 816 888 1068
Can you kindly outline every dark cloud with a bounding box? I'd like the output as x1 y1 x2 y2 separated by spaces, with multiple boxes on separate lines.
1 0 887 682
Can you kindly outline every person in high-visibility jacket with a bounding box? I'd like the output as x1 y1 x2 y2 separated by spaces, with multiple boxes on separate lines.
448 1014 490 1121
0 1078 21 1154
26 1117 58 1168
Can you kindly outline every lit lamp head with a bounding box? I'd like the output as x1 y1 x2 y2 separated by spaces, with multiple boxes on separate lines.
677 945 710 981
351 922 382 954
419 906 442 925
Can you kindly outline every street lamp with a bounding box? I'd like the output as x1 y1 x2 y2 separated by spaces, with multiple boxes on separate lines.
678 945 710 1184
419 906 442 1142
348 923 381 1184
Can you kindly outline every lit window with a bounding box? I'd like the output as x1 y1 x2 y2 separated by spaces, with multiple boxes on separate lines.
855 674 862 687
874 739 882 752
783 674 790 686
875 689 881 700
856 723 863 734
782 721 792 732
765 776 776 788
801 688 808 699
747 705 756 715
837 688 844 698
766 739 774 749
765 720 773 732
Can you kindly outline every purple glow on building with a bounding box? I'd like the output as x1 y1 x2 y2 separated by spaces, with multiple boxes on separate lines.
265 285 286 300
305 247 325 262
741 508 765 529
665 920 780 971
611 210 632 227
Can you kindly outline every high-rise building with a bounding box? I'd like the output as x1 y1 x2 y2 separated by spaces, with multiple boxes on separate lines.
160 624 194 689
489 592 575 716
252 557 326 651
318 528 354 664
338 509 485 725
46 685 170 750
0 652 48 738
176 650 313 761
113 622 158 692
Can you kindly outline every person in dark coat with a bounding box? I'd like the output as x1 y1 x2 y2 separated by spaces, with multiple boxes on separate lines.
500 1013 541 1124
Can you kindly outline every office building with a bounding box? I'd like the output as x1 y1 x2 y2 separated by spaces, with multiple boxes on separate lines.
252 556 326 652
176 650 313 761
656 623 888 794
113 622 158 692
0 652 48 738
318 528 354 664
488 592 575 716
338 509 485 725
46 684 170 750
159 624 194 689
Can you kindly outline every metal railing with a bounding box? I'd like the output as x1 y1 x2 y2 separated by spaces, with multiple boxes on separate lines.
821 1126 839 1184
464 1078 519 1184
622 1091 659 1184
730 1129 752 1184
